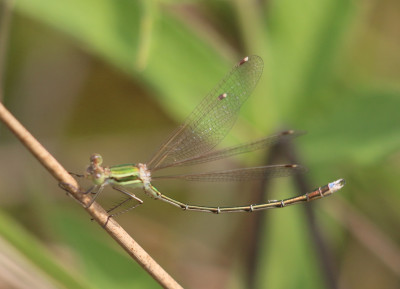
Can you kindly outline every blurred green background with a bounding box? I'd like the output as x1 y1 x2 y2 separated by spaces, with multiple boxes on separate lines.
1 0 400 288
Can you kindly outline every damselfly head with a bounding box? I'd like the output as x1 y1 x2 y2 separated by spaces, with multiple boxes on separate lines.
90 153 103 166
85 153 107 185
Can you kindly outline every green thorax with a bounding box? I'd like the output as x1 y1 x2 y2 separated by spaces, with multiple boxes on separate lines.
109 164 142 185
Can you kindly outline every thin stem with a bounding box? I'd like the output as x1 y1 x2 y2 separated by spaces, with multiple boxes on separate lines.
280 140 338 289
244 136 338 289
244 136 285 289
0 0 15 97
0 101 183 289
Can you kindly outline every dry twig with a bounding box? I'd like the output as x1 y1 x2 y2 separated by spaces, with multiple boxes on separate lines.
0 101 183 289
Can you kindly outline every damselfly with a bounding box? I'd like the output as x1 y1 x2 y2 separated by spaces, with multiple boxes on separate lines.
74 55 345 216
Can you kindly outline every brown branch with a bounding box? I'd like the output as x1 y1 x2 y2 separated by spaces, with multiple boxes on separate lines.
0 102 184 289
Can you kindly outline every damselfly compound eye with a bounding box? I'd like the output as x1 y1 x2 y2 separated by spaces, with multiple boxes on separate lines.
90 153 103 166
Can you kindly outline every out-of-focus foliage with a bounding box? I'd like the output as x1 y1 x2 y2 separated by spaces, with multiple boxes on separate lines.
0 0 399 288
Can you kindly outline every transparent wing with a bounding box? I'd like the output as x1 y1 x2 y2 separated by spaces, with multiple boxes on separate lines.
154 130 304 168
152 164 306 182
147 55 264 171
